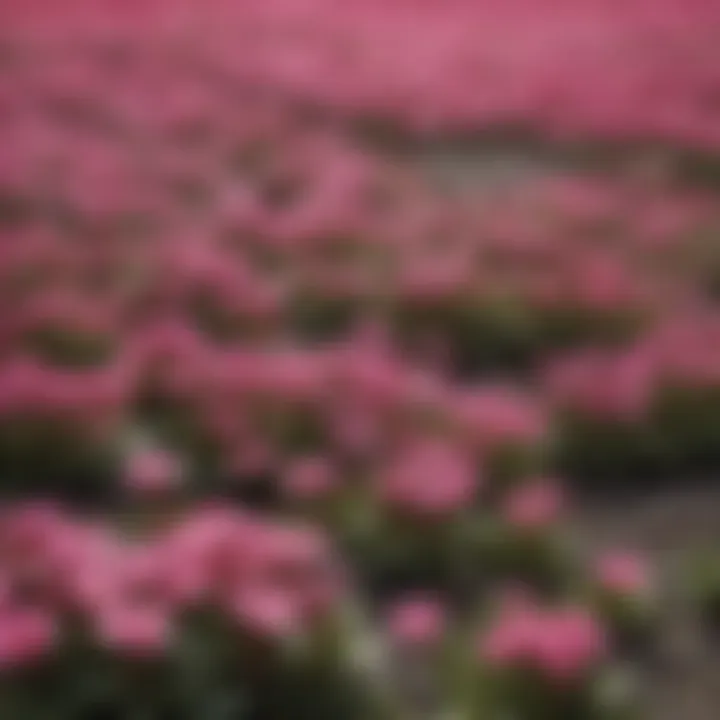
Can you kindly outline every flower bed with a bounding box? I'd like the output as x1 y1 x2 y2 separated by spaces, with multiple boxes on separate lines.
2 1 720 717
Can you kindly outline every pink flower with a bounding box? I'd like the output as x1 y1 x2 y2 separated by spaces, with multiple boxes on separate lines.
232 588 300 638
0 608 55 669
479 605 540 667
387 595 445 648
533 607 607 684
96 604 169 658
503 479 565 531
379 438 477 518
124 449 181 495
545 348 656 423
479 603 606 685
595 552 651 597
281 455 337 501
455 387 546 451
326 404 382 456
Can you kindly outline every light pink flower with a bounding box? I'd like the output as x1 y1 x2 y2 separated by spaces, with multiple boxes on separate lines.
595 552 651 597
124 449 181 495
455 387 546 451
479 603 606 685
96 604 169 658
232 588 300 638
379 438 477 518
533 607 607 684
387 595 445 647
0 608 55 669
479 605 539 667
281 455 337 500
504 479 565 531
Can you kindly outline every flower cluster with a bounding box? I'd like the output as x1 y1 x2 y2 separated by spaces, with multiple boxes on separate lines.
0 502 364 717
546 313 720 475
0 501 344 649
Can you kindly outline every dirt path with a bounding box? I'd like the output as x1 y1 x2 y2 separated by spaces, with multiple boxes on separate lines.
573 485 720 720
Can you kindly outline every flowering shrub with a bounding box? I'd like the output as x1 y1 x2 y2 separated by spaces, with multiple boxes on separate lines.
547 314 720 476
0 502 383 719
476 601 608 715
0 492 656 720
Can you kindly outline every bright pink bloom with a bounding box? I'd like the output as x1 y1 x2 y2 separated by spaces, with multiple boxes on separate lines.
532 607 607 684
232 588 300 638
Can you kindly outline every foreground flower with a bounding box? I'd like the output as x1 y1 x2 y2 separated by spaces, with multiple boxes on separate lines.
480 601 606 680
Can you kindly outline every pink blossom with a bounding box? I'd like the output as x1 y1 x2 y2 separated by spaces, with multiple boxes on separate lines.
479 603 606 684
387 595 445 647
0 607 55 669
595 552 651 597
379 438 477 518
281 455 337 500
479 605 540 667
124 449 182 495
504 479 565 531
231 588 300 638
96 604 169 658
532 607 607 684
455 387 546 451
545 348 657 422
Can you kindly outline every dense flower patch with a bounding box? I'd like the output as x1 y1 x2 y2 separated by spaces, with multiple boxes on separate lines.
0 496 656 719
2 1 720 718
546 312 720 476
6 0 720 151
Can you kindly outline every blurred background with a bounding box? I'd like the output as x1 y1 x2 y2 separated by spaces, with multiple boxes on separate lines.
2 1 720 718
